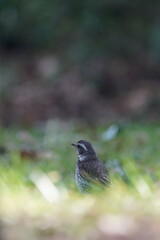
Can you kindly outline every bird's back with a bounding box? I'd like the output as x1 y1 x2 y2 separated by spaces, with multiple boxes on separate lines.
76 159 110 192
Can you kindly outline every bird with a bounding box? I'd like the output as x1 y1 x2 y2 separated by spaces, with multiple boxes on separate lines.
71 140 110 193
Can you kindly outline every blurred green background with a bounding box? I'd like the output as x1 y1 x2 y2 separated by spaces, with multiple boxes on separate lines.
0 1 160 240
0 0 160 124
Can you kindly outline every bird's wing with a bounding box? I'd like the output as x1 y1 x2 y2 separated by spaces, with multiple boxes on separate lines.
80 163 110 187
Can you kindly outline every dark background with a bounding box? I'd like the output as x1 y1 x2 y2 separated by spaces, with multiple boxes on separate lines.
0 1 160 125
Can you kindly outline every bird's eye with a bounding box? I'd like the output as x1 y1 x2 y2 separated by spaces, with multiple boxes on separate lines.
78 145 86 154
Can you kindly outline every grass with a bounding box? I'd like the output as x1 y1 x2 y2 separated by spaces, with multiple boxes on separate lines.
0 121 160 239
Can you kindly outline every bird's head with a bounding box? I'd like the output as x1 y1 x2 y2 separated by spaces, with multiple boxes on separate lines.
72 140 96 161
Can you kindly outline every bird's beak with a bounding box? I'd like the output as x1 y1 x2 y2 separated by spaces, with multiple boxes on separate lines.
71 143 77 147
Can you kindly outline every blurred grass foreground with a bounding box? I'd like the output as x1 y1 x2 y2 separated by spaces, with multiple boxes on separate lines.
0 122 160 240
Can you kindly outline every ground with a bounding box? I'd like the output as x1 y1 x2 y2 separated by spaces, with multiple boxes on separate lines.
0 121 160 240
